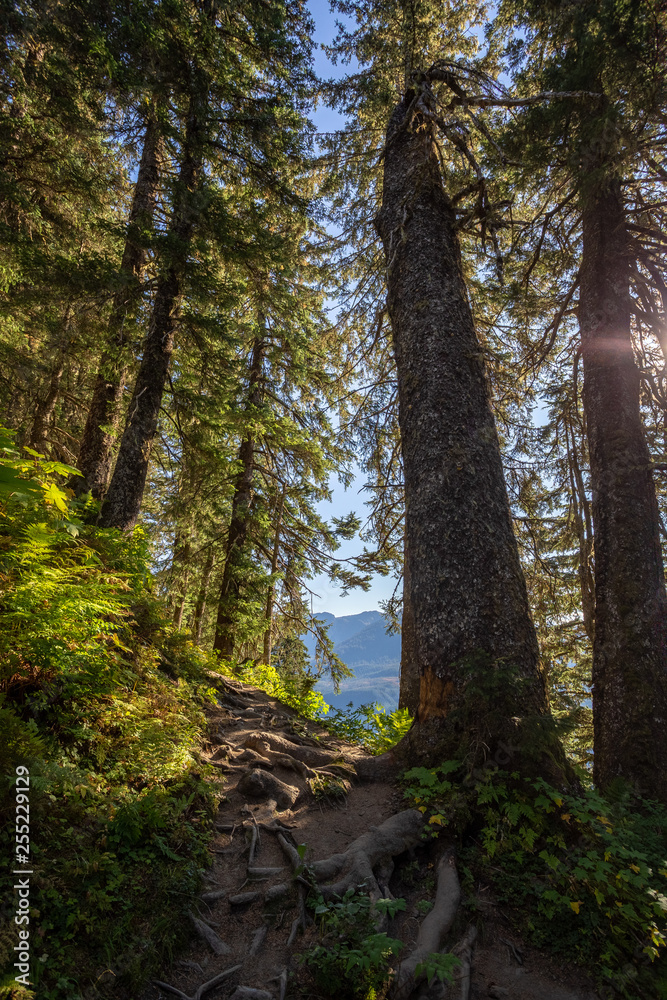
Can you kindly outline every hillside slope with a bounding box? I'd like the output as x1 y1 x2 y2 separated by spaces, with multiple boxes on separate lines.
304 612 401 710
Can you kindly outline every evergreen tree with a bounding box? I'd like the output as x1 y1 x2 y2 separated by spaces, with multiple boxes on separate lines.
323 0 562 772
74 106 162 498
499 0 667 799
99 0 316 529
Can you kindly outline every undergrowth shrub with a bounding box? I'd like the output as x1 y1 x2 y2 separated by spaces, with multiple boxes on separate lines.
403 761 667 998
304 889 406 999
303 887 460 999
0 432 221 999
232 659 330 719
322 702 412 755
230 658 412 755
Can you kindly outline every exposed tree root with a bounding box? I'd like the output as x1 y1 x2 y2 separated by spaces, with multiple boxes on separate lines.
157 685 481 1000
152 962 242 1000
200 889 226 904
249 924 268 956
229 891 261 906
274 968 287 1000
308 809 424 902
237 768 300 809
188 914 231 955
452 925 476 1000
391 851 461 999
245 732 345 769
354 746 403 782
230 987 273 1000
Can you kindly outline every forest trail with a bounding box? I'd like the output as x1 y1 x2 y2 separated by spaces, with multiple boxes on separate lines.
144 676 601 1000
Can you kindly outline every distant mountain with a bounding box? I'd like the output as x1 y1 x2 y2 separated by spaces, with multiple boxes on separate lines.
304 611 401 712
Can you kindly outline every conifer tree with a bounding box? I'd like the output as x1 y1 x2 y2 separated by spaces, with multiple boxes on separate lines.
74 107 161 498
0 0 127 445
98 79 206 529
324 0 560 771
99 0 315 530
500 0 667 799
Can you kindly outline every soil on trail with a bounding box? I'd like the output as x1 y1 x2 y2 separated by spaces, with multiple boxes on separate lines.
145 674 600 1000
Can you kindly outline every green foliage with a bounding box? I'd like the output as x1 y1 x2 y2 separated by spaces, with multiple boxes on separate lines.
228 659 412 756
321 702 413 755
304 888 406 999
414 951 460 986
231 658 331 719
0 439 220 998
404 762 667 995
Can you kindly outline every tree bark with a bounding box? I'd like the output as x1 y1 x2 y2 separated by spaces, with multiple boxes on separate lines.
398 535 420 714
192 546 215 644
28 305 72 454
29 354 66 454
580 178 667 801
213 336 265 658
565 415 595 644
375 90 550 765
74 111 161 499
98 92 204 531
262 490 285 665
171 529 192 629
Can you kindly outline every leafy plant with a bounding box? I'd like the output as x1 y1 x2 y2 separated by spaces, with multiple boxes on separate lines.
229 658 412 756
304 888 406 999
0 438 221 998
403 761 667 995
321 702 413 755
415 898 433 916
230 658 331 718
414 951 460 985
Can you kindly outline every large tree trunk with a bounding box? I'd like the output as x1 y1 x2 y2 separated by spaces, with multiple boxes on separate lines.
192 546 215 644
213 336 265 658
212 436 255 658
565 413 595 644
28 354 66 454
374 90 550 767
398 536 420 714
98 93 204 531
171 528 192 629
580 178 667 802
262 490 285 665
28 305 72 454
74 112 161 499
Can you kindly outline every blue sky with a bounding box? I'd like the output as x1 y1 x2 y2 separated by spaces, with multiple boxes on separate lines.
303 2 400 617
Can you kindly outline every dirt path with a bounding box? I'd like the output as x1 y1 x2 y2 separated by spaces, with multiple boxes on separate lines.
145 675 600 1000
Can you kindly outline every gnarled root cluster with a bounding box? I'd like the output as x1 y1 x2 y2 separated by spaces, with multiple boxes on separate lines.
273 809 471 999
153 687 473 1000
306 809 424 903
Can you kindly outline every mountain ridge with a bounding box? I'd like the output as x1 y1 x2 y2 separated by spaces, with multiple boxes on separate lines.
303 610 401 711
